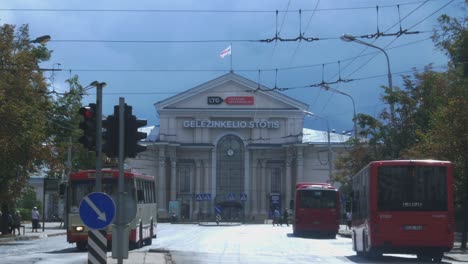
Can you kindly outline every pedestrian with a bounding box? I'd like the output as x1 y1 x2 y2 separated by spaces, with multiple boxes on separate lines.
12 211 22 235
7 212 13 234
273 208 280 226
346 211 352 230
282 209 289 227
31 207 40 232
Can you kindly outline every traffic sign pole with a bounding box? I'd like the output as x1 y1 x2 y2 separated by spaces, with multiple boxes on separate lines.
112 97 128 263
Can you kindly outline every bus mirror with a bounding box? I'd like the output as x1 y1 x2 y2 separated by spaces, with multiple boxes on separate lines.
137 190 144 202
59 183 66 196
289 199 294 209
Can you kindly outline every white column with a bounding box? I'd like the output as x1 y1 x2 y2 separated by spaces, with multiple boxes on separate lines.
244 148 250 215
170 159 177 201
285 157 292 212
260 160 267 214
203 160 210 214
194 159 201 215
158 147 167 217
297 147 304 184
250 160 259 215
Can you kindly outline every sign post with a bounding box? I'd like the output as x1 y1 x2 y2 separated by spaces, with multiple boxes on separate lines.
79 192 115 264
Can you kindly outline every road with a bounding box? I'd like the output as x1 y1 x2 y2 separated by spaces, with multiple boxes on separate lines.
0 223 462 263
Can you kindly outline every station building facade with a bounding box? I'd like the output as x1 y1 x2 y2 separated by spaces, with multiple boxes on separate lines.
127 73 351 221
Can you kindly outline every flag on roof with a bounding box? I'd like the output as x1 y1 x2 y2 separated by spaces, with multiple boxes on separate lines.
220 45 231 58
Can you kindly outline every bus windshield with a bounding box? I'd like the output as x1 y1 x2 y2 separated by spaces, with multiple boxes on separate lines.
69 179 134 213
377 165 447 211
298 190 336 209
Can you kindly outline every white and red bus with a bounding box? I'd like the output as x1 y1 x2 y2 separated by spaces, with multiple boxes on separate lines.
293 182 340 238
351 160 454 262
66 169 157 251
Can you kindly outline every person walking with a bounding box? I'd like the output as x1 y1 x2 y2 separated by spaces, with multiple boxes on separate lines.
282 209 289 227
346 211 352 230
31 207 40 232
12 211 22 235
273 208 280 226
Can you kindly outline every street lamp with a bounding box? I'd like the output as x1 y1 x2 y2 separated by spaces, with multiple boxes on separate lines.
340 34 395 124
321 84 358 142
30 35 51 44
303 110 332 179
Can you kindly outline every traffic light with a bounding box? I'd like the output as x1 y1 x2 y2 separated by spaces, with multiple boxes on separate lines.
125 106 147 158
102 112 118 158
78 103 97 151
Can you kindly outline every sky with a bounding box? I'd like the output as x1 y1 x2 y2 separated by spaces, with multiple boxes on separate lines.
1 0 465 133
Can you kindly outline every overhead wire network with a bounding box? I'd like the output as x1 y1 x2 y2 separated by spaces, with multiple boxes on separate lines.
1 0 458 132
316 0 457 114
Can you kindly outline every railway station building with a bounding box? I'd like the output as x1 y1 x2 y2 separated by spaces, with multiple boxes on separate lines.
127 72 351 222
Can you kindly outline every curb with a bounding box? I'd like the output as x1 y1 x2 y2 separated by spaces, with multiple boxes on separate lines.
0 232 66 243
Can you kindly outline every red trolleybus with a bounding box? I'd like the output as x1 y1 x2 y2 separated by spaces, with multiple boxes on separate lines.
66 170 157 250
293 182 340 238
351 160 454 262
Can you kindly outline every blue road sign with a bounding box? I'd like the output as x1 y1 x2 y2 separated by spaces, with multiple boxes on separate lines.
240 193 247 201
195 194 203 201
215 206 222 214
79 192 115 230
203 193 211 201
228 193 236 201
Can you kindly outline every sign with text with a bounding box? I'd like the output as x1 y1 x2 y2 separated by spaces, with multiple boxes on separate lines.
207 96 223 105
224 96 254 105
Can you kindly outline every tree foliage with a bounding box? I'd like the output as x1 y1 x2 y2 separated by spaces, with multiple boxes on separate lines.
0 23 94 211
332 12 468 247
0 24 52 205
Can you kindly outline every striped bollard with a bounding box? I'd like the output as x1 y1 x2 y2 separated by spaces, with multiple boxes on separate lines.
88 230 107 264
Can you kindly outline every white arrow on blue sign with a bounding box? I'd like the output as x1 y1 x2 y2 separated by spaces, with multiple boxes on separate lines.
79 192 115 230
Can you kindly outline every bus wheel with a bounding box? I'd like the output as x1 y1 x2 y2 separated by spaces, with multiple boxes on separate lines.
145 220 153 245
417 254 432 262
432 252 443 263
76 241 87 251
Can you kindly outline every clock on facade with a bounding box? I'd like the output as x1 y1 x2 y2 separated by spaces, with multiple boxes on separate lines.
226 149 234 156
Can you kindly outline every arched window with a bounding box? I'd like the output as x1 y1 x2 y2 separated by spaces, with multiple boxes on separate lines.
216 135 244 200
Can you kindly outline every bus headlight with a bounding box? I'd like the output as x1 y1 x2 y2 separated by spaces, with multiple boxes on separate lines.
75 226 84 232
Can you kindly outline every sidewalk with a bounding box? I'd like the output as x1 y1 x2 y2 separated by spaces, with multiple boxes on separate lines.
338 225 468 262
0 221 66 243
0 222 171 263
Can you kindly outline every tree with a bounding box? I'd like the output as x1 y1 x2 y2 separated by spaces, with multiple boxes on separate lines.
332 12 468 248
0 24 52 211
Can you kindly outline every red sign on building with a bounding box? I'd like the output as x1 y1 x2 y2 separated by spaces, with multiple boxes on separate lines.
224 96 254 105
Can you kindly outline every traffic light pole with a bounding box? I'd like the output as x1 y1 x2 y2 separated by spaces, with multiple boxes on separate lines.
95 83 105 192
113 97 128 263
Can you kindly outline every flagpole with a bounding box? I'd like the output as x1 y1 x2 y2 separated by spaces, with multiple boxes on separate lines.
230 42 233 72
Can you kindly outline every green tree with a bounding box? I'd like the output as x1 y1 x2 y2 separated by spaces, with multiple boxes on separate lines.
0 24 52 207
332 13 468 248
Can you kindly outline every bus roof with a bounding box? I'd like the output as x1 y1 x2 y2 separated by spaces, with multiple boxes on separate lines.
369 160 451 166
69 169 155 181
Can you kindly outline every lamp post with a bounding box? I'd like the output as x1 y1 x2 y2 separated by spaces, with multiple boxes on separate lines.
321 85 358 142
303 111 332 179
340 34 395 124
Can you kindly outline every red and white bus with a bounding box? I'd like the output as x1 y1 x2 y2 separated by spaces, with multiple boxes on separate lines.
66 169 157 251
351 160 454 262
293 182 340 238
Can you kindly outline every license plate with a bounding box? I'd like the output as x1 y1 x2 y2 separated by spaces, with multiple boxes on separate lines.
313 221 320 224
403 225 424 230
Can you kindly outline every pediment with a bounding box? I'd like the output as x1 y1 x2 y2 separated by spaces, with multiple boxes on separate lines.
154 73 308 112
